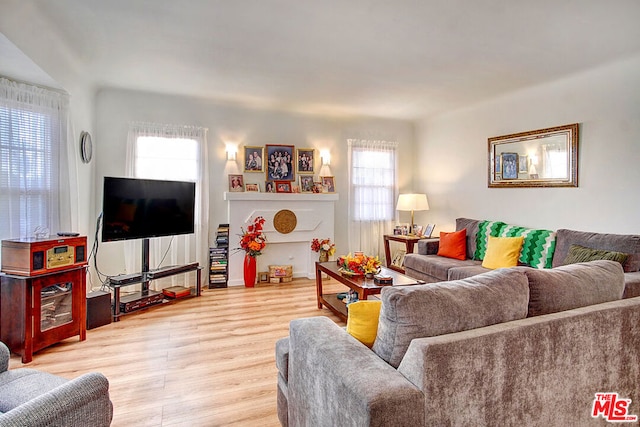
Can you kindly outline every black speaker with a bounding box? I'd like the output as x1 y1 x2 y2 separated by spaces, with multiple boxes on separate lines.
86 291 112 329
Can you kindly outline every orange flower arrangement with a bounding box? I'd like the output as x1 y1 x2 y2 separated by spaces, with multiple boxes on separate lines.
310 238 336 256
337 253 381 275
239 216 267 257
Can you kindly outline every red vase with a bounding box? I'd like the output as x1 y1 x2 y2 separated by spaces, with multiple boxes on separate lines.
244 254 257 288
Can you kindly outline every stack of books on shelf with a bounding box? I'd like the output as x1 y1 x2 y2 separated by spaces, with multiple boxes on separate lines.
209 224 230 288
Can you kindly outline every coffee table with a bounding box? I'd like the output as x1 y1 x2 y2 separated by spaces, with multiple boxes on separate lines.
315 261 421 321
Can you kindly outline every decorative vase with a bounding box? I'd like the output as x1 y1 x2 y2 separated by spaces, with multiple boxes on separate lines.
244 254 257 287
319 250 329 263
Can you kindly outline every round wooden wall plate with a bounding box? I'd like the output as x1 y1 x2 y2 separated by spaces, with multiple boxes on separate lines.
273 209 297 234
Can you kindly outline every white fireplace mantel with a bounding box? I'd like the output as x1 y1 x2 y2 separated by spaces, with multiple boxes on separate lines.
224 192 339 285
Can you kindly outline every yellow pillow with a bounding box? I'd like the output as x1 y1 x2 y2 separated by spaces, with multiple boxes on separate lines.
346 300 382 348
481 236 524 269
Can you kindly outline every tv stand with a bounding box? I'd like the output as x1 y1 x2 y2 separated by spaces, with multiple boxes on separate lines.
108 262 201 321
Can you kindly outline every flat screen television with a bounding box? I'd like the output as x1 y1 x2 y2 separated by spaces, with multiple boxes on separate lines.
102 177 196 242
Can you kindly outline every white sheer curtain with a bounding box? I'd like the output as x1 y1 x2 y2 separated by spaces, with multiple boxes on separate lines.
347 138 397 257
125 122 209 289
0 77 77 243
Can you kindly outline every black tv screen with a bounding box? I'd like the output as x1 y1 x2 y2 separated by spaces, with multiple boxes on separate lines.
102 177 196 242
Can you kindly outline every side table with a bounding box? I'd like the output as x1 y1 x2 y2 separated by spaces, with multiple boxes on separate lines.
383 235 422 273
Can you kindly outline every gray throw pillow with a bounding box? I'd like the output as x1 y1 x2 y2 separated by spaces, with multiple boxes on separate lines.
563 244 629 266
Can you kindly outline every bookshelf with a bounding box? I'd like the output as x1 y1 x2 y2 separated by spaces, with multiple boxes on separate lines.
209 224 229 288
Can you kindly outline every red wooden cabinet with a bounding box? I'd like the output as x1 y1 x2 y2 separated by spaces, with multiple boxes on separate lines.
0 266 86 363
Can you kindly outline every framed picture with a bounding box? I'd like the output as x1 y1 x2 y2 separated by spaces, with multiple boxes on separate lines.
296 148 315 174
501 153 518 179
313 181 324 193
245 183 260 192
264 181 276 193
266 144 295 181
244 146 264 172
518 154 528 173
275 180 292 193
321 176 335 193
423 223 435 238
391 250 406 268
413 224 423 236
228 174 244 192
299 175 314 193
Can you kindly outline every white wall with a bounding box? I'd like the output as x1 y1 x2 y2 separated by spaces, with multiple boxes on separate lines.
94 88 414 276
414 54 640 235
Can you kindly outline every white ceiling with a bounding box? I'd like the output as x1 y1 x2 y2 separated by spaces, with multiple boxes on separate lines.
5 0 640 119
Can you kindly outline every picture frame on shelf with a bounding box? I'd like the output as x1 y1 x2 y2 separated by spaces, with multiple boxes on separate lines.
275 180 292 193
423 223 435 238
265 181 276 193
299 175 314 193
228 174 244 192
266 144 295 182
501 153 518 179
245 183 260 192
321 176 335 193
313 181 324 193
243 146 264 172
391 250 406 268
296 148 315 174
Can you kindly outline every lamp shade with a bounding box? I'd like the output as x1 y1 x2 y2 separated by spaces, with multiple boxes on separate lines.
396 193 429 212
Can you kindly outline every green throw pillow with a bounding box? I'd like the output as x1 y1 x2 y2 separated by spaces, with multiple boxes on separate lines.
474 220 507 260
500 225 557 269
563 244 629 266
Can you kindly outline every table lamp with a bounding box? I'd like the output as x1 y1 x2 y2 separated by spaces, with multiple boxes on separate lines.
396 193 429 235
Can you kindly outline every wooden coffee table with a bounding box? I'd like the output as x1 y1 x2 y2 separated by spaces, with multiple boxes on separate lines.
315 261 421 321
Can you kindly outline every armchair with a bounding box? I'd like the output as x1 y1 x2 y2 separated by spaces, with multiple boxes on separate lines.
0 341 113 426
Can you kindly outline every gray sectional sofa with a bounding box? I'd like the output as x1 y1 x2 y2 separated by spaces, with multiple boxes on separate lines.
276 260 640 426
403 217 640 299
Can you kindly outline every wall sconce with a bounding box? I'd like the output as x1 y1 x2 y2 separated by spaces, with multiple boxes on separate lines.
226 144 237 161
320 150 331 166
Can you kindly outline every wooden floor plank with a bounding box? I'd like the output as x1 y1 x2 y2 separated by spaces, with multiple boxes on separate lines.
8 279 346 426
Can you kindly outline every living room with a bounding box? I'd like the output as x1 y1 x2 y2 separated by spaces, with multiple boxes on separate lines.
1 1 640 426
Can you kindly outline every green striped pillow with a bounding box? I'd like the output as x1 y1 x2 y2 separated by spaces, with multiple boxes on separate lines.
500 225 557 269
474 220 507 260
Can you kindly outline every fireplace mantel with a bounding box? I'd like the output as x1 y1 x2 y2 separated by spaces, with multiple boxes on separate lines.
224 192 338 285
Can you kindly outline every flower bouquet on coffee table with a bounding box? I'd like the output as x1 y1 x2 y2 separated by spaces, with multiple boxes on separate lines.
337 253 381 276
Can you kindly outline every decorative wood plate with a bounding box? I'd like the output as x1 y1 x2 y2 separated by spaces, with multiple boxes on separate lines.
273 209 297 234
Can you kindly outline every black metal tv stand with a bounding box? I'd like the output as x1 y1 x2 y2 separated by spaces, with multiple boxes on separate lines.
108 239 201 321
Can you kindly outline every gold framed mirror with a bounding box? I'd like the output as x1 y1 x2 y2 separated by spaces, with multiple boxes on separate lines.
488 123 579 188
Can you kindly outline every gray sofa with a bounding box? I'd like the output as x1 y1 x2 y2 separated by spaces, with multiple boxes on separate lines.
403 217 640 299
276 260 640 426
0 342 113 427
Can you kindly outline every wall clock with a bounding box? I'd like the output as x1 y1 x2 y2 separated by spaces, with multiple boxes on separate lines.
80 131 93 163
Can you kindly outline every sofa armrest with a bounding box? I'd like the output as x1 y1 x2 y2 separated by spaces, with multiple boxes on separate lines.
288 316 424 427
0 372 113 427
624 271 640 298
0 342 9 373
417 238 439 255
397 297 640 426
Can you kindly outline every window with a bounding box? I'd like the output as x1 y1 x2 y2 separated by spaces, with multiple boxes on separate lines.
350 142 397 221
135 136 198 181
0 78 70 240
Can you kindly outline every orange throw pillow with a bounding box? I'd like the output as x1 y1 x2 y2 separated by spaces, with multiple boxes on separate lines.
437 229 467 260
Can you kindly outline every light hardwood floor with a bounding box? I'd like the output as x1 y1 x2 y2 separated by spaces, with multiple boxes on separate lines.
8 279 345 426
